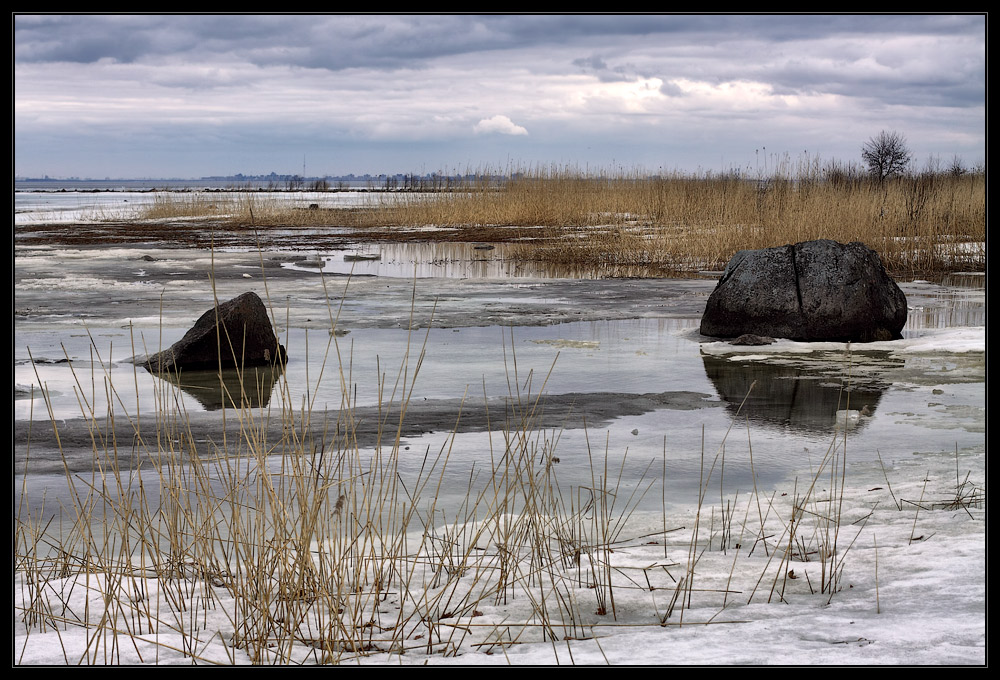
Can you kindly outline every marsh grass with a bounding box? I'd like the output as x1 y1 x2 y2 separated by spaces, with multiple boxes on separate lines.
132 163 986 275
14 270 971 664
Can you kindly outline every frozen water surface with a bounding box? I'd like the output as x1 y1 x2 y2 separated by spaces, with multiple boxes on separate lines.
15 242 984 513
13 207 985 665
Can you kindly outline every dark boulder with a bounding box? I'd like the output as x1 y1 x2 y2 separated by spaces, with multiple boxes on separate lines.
143 291 286 373
700 239 907 342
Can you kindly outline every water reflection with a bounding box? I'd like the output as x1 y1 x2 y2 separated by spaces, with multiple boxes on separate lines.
903 274 985 331
146 364 284 410
701 353 889 434
285 242 683 280
903 273 986 336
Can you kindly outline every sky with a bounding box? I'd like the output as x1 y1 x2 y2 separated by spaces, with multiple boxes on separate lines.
13 14 986 180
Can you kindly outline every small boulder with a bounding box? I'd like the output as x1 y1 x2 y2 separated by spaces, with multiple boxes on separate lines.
143 291 286 373
700 239 906 342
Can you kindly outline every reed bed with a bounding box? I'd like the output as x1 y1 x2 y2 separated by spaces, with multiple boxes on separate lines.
133 165 985 276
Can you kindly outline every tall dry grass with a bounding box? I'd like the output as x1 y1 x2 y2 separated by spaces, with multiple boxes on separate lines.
134 165 985 275
13 276 665 662
504 171 986 275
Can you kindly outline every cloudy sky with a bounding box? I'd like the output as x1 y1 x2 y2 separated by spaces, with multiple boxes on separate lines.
14 14 986 179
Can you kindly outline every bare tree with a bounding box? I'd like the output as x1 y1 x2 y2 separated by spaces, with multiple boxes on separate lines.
947 155 967 177
862 130 912 183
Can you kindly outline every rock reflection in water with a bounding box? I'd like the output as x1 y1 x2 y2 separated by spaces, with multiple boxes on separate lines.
146 364 284 411
701 354 889 435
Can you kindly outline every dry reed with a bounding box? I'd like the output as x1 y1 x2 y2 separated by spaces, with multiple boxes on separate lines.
131 164 985 276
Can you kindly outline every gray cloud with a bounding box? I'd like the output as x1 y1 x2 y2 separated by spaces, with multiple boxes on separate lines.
14 14 985 178
16 15 983 68
659 80 686 98
572 55 609 71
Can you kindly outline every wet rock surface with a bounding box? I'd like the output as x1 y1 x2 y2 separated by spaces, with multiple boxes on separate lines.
730 334 775 346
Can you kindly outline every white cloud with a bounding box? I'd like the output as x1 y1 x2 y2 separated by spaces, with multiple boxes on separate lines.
473 115 528 136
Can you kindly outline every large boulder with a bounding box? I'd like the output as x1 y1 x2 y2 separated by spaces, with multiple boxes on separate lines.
144 291 286 373
700 239 907 342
